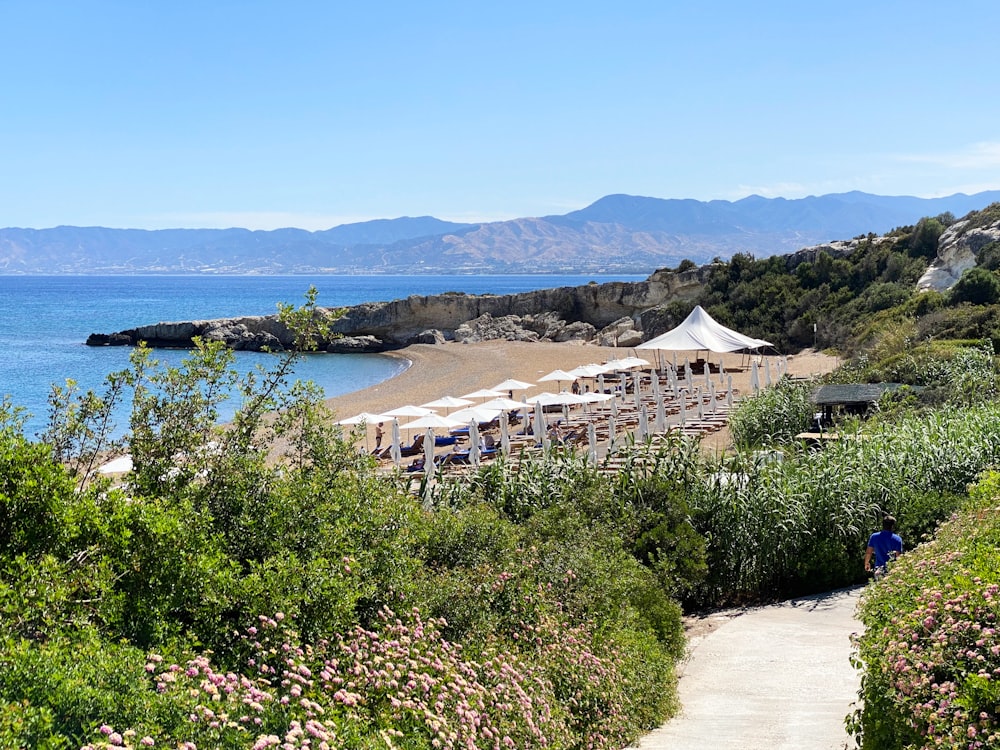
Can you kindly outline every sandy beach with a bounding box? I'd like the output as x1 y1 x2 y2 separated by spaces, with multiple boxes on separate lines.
323 340 840 452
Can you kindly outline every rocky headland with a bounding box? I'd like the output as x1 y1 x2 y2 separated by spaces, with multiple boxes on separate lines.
86 266 711 353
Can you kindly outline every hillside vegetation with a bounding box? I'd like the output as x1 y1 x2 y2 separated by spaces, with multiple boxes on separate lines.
645 203 1000 358
3 206 1000 748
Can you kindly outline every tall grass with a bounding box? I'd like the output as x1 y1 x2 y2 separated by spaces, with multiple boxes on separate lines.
692 403 1000 603
728 378 815 449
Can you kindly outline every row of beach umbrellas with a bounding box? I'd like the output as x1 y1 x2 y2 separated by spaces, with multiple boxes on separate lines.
335 352 782 475
335 360 658 465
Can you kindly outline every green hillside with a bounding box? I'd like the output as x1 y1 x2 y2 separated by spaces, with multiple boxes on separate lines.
647 202 1000 358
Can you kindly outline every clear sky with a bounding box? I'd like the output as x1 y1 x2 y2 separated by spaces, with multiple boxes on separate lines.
3 0 999 230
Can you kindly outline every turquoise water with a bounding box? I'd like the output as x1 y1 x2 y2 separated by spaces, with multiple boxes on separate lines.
0 274 645 436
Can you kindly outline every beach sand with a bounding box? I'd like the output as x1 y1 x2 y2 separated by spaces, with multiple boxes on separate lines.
323 340 841 454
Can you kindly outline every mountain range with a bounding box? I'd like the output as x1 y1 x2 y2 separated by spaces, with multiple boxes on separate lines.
2 191 999 275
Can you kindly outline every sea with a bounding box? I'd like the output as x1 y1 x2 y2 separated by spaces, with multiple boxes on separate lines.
0 274 646 438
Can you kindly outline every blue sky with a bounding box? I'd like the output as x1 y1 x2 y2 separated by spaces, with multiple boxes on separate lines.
3 1 999 230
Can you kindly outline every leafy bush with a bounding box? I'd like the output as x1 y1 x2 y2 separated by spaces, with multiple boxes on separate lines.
850 471 1000 749
951 267 1000 305
0 403 77 559
0 292 689 749
68 609 666 750
728 378 814 449
693 404 1000 603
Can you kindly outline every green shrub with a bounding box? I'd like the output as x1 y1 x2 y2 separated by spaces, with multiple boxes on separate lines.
850 471 1000 749
951 267 1000 305
693 404 1000 604
729 378 814 449
0 405 77 559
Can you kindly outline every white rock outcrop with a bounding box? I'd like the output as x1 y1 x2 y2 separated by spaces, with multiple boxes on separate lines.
918 219 1000 292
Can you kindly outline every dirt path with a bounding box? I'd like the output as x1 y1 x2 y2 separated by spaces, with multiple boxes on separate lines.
633 587 862 750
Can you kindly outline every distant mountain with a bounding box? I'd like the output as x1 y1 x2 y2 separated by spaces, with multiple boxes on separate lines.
2 191 998 275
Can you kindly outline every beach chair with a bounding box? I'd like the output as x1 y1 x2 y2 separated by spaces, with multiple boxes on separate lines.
399 433 426 457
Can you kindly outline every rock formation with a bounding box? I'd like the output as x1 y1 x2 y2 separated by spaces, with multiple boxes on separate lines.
87 266 709 352
918 216 1000 291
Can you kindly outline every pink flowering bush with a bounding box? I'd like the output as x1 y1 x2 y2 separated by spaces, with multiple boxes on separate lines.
78 607 651 750
0 340 684 749
850 471 1000 749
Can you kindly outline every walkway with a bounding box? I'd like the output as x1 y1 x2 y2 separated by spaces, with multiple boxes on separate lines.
634 587 862 750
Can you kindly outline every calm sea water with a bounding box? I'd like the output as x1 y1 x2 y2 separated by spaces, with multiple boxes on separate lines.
0 274 645 437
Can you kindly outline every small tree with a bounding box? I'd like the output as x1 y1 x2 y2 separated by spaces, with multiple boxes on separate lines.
951 267 1000 305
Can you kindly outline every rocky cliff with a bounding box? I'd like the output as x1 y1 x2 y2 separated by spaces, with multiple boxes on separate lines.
86 267 710 352
918 209 1000 291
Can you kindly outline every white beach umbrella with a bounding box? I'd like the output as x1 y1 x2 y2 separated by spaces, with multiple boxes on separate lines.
679 391 687 428
655 394 666 433
578 391 613 404
765 358 773 387
469 420 481 467
568 364 604 380
709 381 718 413
632 371 642 408
422 395 473 412
603 357 629 372
450 405 503 424
492 378 534 392
704 365 712 389
533 401 546 445
537 369 578 390
587 421 598 465
610 392 619 417
697 387 705 420
461 388 505 401
608 414 617 450
638 402 649 441
479 396 527 411
400 413 466 430
391 419 402 467
383 404 436 443
620 356 651 369
335 411 386 452
98 454 133 475
336 411 385 426
424 427 435 479
527 391 576 406
520 395 531 432
597 373 606 394
751 362 761 393
499 412 510 455
382 404 435 419
672 351 678 372
652 369 662 397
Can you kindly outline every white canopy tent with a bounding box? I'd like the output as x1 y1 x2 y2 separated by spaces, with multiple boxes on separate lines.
637 305 772 354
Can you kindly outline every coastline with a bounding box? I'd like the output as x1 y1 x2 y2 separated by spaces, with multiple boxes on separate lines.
322 340 841 449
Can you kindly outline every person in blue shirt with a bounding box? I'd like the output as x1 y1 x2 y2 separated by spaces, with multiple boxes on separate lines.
864 515 903 578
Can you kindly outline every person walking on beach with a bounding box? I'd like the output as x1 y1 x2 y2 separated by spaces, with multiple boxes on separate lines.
864 515 903 579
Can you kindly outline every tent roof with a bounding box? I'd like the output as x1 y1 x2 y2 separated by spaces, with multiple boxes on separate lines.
637 305 773 353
